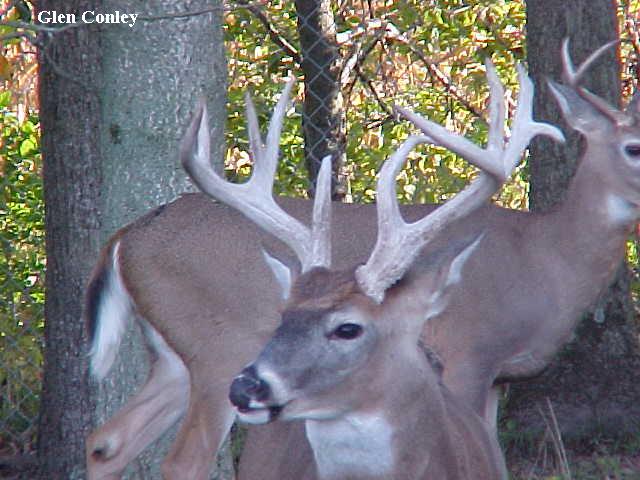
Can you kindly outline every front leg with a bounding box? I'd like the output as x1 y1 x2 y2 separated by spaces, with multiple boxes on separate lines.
162 382 237 480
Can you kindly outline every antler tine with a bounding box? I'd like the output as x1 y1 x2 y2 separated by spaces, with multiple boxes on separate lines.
561 38 618 87
250 79 295 189
485 59 506 156
375 137 431 235
311 155 333 269
560 38 630 126
355 136 431 302
356 62 564 303
394 107 507 181
181 81 329 272
245 91 264 168
504 64 565 165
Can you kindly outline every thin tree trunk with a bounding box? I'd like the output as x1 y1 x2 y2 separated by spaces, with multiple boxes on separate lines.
506 0 640 444
294 0 345 198
37 1 228 478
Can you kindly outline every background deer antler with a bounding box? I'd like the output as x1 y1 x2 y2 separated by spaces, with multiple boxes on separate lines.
356 61 564 302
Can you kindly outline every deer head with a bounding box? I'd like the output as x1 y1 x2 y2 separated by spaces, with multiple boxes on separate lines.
548 40 640 221
229 236 482 426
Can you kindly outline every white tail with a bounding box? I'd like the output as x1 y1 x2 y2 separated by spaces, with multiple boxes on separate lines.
87 241 131 380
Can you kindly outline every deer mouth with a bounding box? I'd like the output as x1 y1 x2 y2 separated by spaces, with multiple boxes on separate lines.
230 365 291 423
235 404 284 424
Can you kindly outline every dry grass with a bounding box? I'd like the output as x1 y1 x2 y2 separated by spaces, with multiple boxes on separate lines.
504 398 640 479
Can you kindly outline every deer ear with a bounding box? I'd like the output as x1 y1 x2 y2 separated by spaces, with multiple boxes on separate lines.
547 80 612 134
262 249 299 300
423 233 484 322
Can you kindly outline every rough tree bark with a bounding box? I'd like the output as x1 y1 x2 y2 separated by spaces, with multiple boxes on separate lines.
37 2 102 478
294 0 345 198
505 0 640 444
95 2 227 477
37 1 227 478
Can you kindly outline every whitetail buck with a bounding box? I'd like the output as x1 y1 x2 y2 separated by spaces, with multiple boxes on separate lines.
236 40 640 478
185 65 554 480
85 40 638 479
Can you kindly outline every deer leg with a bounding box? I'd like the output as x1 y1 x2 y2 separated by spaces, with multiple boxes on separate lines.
86 340 190 480
161 383 237 480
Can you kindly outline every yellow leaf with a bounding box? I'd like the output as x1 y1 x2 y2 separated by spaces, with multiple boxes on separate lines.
0 55 11 81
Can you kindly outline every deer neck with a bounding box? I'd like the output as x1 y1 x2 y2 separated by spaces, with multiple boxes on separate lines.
543 158 637 282
304 350 449 480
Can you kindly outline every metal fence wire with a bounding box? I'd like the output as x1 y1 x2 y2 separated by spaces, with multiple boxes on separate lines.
0 107 44 462
1 0 639 474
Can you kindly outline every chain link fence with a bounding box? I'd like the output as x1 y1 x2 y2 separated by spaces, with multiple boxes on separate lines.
223 1 534 207
0 105 43 470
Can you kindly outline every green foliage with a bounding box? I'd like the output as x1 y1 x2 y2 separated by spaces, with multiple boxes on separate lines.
224 0 529 207
0 93 44 453
224 1 309 196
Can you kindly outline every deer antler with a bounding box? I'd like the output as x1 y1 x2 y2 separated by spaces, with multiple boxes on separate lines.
558 38 631 127
181 81 333 272
356 60 565 302
560 39 618 86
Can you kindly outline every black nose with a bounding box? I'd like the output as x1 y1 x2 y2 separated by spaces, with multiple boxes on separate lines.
229 366 270 410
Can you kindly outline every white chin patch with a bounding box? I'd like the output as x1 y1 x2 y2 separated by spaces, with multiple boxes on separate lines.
606 194 639 225
236 408 273 425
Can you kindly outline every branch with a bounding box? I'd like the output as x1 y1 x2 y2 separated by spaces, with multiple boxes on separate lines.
390 37 485 120
0 30 36 43
137 5 225 22
235 0 300 63
0 20 80 34
356 67 392 117
341 26 385 88
342 29 389 115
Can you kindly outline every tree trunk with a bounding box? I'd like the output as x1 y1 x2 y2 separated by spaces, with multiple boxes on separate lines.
294 0 345 198
36 1 228 478
505 0 640 445
96 3 227 478
527 0 621 209
37 2 102 478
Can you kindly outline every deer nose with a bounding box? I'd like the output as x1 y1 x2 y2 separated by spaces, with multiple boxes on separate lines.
229 366 270 410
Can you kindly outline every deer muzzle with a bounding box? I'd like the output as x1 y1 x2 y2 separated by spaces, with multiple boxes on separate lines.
229 366 283 424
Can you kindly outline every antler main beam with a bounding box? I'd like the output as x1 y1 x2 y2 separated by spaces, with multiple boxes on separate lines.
356 61 564 302
181 81 333 272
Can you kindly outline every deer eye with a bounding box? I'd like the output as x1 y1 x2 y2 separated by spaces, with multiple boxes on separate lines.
329 323 363 340
624 143 640 158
